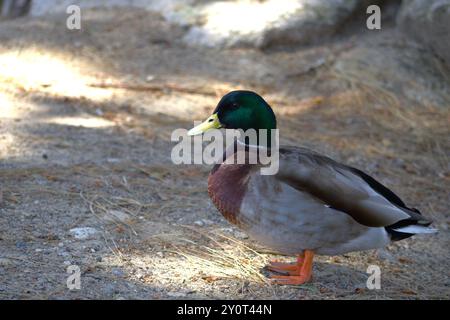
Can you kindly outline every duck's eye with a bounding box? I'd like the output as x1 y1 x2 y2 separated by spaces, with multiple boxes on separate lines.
230 103 238 109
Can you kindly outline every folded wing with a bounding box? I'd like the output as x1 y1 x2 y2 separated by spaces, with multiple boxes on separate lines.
276 147 432 237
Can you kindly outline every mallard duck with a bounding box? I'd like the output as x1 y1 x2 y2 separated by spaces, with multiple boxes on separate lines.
188 90 437 285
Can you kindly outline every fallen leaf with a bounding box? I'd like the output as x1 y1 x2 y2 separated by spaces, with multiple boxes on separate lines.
398 257 412 264
202 275 221 283
401 289 417 295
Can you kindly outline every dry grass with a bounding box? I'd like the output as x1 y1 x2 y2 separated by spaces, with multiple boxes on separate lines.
72 171 272 286
169 226 270 284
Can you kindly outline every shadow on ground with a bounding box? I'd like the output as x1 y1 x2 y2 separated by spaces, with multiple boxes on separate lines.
0 7 449 299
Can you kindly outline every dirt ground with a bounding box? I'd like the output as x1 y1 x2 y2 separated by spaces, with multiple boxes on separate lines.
0 7 449 299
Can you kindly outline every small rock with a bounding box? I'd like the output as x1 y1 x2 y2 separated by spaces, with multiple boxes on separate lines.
69 227 99 240
194 220 204 226
220 227 248 239
112 268 125 277
22 212 36 218
234 230 249 239
156 251 164 258
57 250 70 257
220 227 234 234
63 260 71 265
0 258 14 267
202 219 214 225
166 292 186 298
135 272 144 280
15 242 27 250
195 219 215 226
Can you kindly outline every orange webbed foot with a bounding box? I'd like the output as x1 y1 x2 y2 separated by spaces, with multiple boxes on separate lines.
269 273 312 285
267 255 304 276
267 250 314 285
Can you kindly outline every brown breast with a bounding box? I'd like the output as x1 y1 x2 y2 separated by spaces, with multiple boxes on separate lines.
207 163 253 227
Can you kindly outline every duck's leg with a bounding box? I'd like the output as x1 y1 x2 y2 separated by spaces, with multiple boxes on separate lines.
269 250 314 285
267 253 304 275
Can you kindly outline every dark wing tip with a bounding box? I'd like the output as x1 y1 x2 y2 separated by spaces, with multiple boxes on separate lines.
385 214 433 241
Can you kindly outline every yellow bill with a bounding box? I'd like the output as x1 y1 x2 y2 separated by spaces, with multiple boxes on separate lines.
188 113 222 136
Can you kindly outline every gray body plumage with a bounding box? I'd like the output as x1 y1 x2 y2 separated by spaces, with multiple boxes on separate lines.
241 171 391 255
213 143 436 256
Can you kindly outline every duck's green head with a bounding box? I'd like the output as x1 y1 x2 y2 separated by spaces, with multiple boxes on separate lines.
188 91 277 145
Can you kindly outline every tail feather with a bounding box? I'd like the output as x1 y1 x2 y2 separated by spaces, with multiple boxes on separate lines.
386 210 437 241
392 225 438 234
